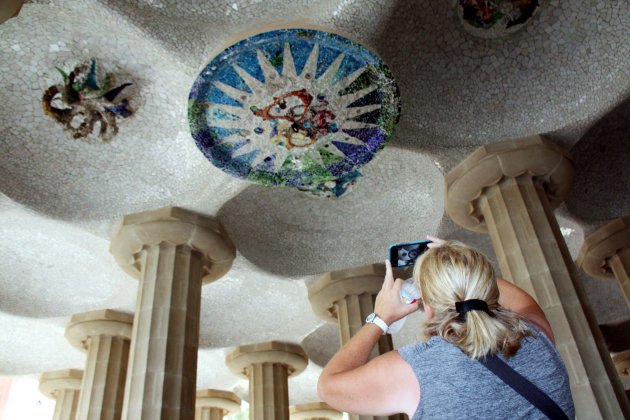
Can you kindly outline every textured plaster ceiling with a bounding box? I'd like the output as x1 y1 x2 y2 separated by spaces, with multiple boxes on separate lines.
0 0 629 409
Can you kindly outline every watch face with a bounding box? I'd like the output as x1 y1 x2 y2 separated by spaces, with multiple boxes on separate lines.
366 313 376 323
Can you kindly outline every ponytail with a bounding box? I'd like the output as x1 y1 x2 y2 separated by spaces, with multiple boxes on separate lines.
413 241 532 358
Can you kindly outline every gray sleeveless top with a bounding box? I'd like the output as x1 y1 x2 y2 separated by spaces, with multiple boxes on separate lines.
398 325 575 419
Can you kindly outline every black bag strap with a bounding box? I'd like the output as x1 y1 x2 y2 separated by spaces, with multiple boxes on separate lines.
479 355 569 420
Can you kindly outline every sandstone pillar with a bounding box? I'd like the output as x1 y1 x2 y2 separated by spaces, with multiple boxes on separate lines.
445 135 630 418
110 207 236 420
612 350 630 400
578 216 630 309
65 309 133 420
226 341 308 420
613 350 630 377
39 369 83 420
290 402 343 419
308 264 405 420
195 389 241 420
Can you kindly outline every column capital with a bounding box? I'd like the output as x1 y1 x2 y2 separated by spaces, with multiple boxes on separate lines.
38 369 83 399
226 341 308 378
308 264 384 323
196 389 241 415
578 216 630 278
110 206 236 284
290 402 343 419
65 309 133 351
445 135 574 232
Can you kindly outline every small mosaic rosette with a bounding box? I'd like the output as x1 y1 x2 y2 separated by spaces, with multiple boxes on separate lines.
42 59 133 142
189 28 400 197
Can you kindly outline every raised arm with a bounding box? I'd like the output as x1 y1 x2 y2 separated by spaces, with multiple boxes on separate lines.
317 260 421 417
497 278 555 344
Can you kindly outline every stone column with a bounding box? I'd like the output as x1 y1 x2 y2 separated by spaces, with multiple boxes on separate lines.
445 135 630 418
110 207 236 420
65 309 133 420
290 402 343 419
308 264 405 420
578 216 630 309
195 389 241 420
612 350 630 401
39 369 83 420
226 341 308 420
613 350 630 377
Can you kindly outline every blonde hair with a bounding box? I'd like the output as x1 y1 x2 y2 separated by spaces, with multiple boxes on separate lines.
413 241 532 359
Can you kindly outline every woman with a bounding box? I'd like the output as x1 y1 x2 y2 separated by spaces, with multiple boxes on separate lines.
318 238 574 419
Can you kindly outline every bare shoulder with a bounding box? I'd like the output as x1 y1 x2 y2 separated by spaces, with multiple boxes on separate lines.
523 313 556 344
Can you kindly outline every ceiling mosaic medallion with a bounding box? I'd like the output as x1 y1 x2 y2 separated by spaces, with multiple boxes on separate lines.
188 28 400 197
42 59 134 142
457 0 541 38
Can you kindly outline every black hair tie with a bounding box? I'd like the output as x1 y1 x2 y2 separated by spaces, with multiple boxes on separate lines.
455 299 490 315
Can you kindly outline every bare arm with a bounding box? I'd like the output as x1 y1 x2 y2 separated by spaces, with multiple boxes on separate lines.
317 261 420 417
497 277 555 343
317 324 419 416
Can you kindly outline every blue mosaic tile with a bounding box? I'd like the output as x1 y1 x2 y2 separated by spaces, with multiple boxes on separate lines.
188 28 400 197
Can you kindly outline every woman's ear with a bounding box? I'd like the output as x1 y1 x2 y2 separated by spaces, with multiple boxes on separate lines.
423 301 434 320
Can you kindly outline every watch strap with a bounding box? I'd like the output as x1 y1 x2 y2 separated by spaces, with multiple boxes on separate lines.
366 313 389 334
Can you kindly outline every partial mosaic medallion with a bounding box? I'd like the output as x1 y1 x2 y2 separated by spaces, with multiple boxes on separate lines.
189 28 400 197
457 0 542 39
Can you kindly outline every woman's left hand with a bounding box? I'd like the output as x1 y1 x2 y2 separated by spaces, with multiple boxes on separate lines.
374 260 421 325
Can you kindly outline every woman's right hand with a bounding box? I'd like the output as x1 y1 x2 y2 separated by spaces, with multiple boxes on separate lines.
374 260 421 325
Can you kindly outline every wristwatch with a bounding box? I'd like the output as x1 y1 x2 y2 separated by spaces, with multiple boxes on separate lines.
365 312 389 335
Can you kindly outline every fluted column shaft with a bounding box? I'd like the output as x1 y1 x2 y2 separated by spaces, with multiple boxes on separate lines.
80 335 130 420
445 137 630 418
39 370 83 420
110 207 236 420
66 310 133 420
195 389 241 420
124 242 203 419
195 407 224 420
480 176 626 416
226 341 308 420
249 362 290 420
53 388 81 420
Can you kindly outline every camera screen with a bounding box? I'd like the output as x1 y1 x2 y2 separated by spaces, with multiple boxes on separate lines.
389 241 430 267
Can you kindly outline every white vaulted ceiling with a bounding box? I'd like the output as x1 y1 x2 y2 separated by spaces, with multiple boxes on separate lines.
0 0 629 406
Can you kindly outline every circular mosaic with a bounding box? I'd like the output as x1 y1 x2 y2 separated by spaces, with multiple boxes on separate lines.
188 28 400 197
456 0 541 39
